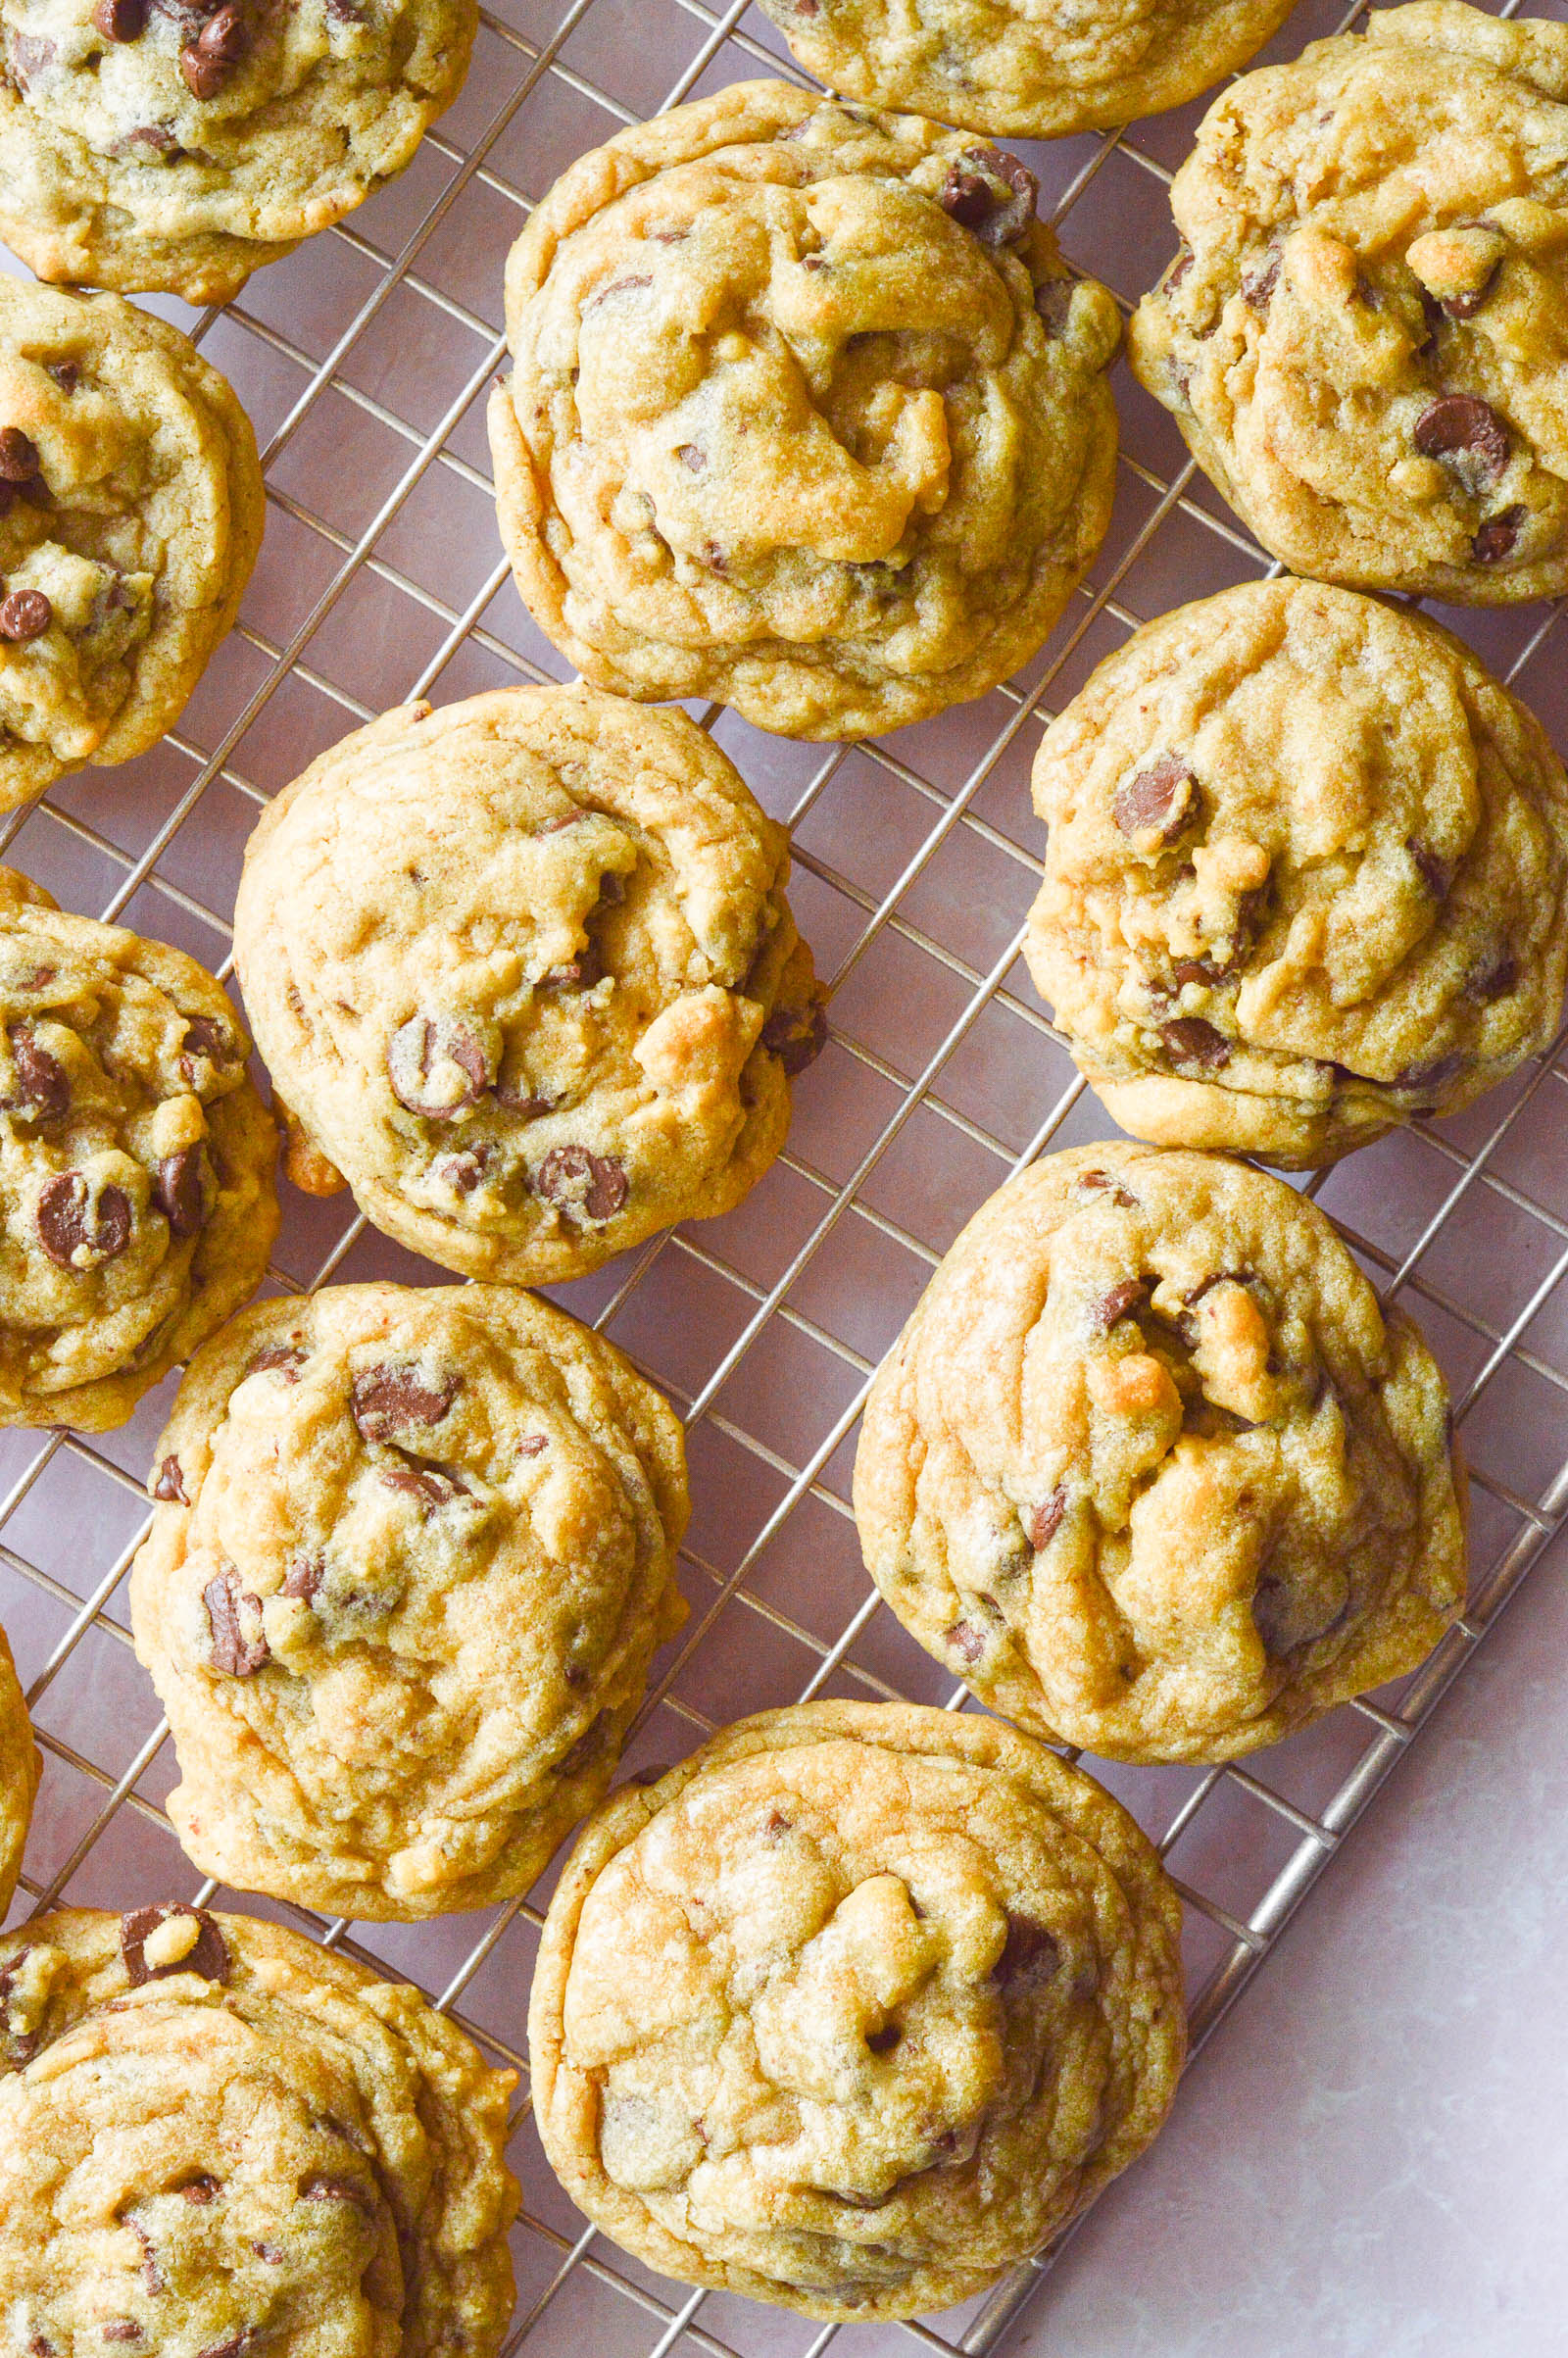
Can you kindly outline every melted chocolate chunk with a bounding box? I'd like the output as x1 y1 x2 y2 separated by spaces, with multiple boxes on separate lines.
387 1014 490 1118
937 146 1038 249
379 1463 469 1510
1028 1486 1066 1549
1466 949 1518 1004
760 997 828 1076
1091 1278 1149 1333
152 1454 188 1504
177 1013 230 1085
1407 841 1454 899
1472 505 1527 564
865 2022 902 2055
945 1617 987 1665
675 442 706 473
179 0 246 97
1241 248 1280 311
281 1554 323 1603
121 1904 230 1988
300 2172 374 2209
1160 1015 1231 1069
1077 1169 1137 1207
36 1172 131 1268
1034 277 1073 336
350 1362 459 1446
204 1567 270 1676
154 1145 208 1237
177 2174 221 2202
1413 394 1510 483
517 1433 548 1458
534 1143 627 1223
1392 1051 1464 1097
1443 264 1500 320
1 1026 69 1121
993 1913 1060 1991
93 0 147 36
0 427 40 482
1114 753 1193 843
0 589 52 642
248 1342 307 1379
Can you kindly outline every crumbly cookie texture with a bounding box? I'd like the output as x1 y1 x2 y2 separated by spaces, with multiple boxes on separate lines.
0 1622 37 1916
1025 581 1568 1166
854 1147 1467 1764
0 276 263 811
131 1281 690 1919
0 1904 517 2350
529 1700 1185 2321
759 0 1296 140
0 865 278 1431
234 685 824 1283
1129 2 1568 601
488 80 1121 740
0 0 476 304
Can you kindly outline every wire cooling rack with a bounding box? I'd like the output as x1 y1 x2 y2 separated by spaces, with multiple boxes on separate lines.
4 0 1568 2348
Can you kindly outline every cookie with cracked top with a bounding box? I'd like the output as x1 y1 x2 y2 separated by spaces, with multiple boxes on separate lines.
1024 580 1568 1166
1129 2 1568 600
0 0 476 304
529 1700 1185 2320
131 1279 690 1918
854 1146 1467 1763
487 80 1121 739
0 863 278 1430
758 0 1297 140
0 275 263 811
234 684 824 1284
0 1904 516 2349
0 1622 36 1917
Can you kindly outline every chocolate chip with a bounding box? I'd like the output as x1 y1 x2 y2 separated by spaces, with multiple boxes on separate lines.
177 2174 220 2202
588 272 653 309
0 590 52 642
47 361 79 394
252 2242 283 2263
517 1434 548 1457
248 1342 307 1379
205 1569 270 1676
177 1013 228 1084
1166 248 1194 291
946 1618 986 1664
1473 505 1527 564
101 2327 141 2345
281 1554 323 1603
1160 1016 1231 1069
993 1913 1059 1990
938 146 1038 248
433 1145 492 1197
154 1146 208 1238
379 1463 469 1510
542 941 604 990
1407 841 1454 898
1090 1278 1149 1333
350 1362 459 1446
1443 264 1500 320
93 0 146 35
2 1026 69 1121
126 2216 162 2292
36 1171 131 1268
152 1454 188 1504
0 428 39 482
121 1905 230 1988
760 998 828 1076
763 1807 793 1839
865 2022 902 2055
1413 395 1510 483
1028 1486 1066 1548
1114 754 1193 843
1241 248 1281 312
1466 950 1517 1003
179 0 245 96
1077 1169 1136 1207
300 2172 374 2210
534 1143 627 1223
194 2335 262 2358
1034 278 1073 336
1171 958 1224 987
387 1014 490 1117
1392 1051 1464 1096
675 443 706 472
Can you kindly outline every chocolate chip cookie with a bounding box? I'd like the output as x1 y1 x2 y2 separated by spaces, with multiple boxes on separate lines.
759 0 1296 140
1024 580 1568 1166
488 81 1122 739
130 1280 690 1918
0 1903 517 2347
529 1700 1185 2320
1129 3 1568 600
855 1146 1467 1764
234 685 824 1283
0 275 264 811
0 865 279 1430
0 1622 36 1915
0 0 476 304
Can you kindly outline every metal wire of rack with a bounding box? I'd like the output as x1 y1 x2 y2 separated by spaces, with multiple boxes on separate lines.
3 0 1568 2350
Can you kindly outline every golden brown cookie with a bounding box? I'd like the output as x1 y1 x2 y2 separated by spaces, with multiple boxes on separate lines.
1024 580 1568 1166
1129 4 1568 600
0 275 263 811
0 865 279 1431
529 1700 1185 2320
130 1280 690 1918
759 0 1297 140
234 686 823 1283
855 1146 1467 1762
0 0 476 304
0 1622 36 1917
488 81 1122 738
0 1903 517 2348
